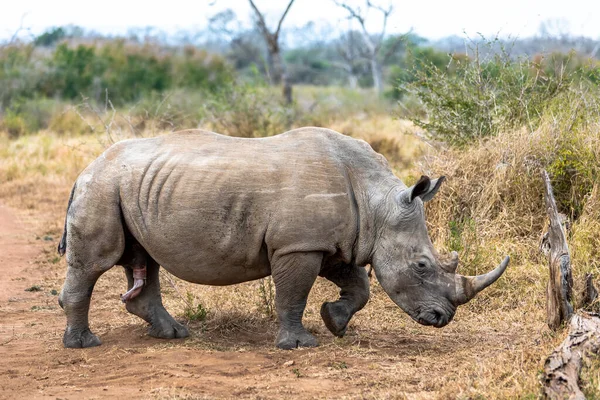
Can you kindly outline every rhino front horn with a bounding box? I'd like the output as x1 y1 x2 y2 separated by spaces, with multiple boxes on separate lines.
455 256 510 305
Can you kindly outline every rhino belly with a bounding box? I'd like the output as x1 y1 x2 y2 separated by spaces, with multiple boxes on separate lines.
158 256 271 285
127 205 272 286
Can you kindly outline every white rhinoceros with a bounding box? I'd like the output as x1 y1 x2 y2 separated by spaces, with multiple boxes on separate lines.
58 127 509 349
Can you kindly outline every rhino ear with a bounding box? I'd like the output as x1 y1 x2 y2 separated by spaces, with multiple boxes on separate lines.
403 175 446 203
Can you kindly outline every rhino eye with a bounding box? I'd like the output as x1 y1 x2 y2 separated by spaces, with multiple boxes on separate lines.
413 261 432 278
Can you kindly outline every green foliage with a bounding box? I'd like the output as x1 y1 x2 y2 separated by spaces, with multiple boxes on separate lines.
1 97 66 136
0 110 28 137
285 47 339 85
387 45 450 100
403 39 571 147
34 27 67 47
547 136 596 218
47 44 98 99
183 291 207 322
1 40 234 137
0 45 40 109
203 81 294 138
33 26 84 47
3 40 233 110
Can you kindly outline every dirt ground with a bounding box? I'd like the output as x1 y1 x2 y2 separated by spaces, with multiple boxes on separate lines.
0 198 552 400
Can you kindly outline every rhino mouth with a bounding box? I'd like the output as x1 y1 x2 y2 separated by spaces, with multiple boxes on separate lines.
414 307 454 328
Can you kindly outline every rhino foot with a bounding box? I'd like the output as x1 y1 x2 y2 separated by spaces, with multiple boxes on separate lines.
63 327 102 348
276 329 318 350
148 316 189 339
320 301 350 338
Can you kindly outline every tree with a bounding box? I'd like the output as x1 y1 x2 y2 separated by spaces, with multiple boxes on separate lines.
248 0 295 103
334 0 401 94
333 30 365 89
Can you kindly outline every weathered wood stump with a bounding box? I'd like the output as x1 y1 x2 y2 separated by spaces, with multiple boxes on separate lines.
541 170 573 330
540 170 600 399
542 311 600 399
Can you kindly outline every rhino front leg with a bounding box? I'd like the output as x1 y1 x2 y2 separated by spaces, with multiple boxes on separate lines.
319 263 370 337
123 257 189 339
271 252 322 350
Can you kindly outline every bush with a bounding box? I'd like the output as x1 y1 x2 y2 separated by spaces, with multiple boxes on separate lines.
202 80 295 137
404 39 570 147
6 40 235 107
0 110 28 137
183 291 207 322
48 108 92 135
422 86 600 299
0 45 42 109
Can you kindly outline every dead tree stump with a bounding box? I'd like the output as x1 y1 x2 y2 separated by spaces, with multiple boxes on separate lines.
541 170 600 398
542 170 574 330
542 311 600 399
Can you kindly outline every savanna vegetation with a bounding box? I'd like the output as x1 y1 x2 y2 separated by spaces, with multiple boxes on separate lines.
1 5 600 398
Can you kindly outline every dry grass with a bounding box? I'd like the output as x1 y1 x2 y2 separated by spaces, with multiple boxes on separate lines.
1 98 599 398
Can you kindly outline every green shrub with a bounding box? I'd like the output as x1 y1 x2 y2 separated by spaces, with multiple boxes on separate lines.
11 40 236 107
403 39 570 147
0 45 41 109
1 110 28 137
202 81 294 137
183 291 207 322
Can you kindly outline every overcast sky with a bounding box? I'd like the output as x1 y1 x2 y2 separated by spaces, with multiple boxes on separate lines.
1 0 599 42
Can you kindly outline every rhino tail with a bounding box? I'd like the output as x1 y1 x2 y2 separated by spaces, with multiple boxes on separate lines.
58 182 77 257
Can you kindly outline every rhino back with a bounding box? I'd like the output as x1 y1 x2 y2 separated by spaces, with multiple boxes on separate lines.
95 128 375 284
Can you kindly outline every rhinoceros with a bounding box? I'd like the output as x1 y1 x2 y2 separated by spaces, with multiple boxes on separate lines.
57 127 509 349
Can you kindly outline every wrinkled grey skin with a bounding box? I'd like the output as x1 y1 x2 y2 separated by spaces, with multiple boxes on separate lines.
58 127 509 349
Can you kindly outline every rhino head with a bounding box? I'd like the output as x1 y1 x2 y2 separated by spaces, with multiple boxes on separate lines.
371 175 509 328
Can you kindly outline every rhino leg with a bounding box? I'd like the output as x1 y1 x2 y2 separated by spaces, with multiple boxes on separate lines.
59 205 125 348
123 257 189 339
59 267 105 348
319 263 370 337
271 252 322 350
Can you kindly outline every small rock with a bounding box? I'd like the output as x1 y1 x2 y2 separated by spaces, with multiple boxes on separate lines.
283 360 294 367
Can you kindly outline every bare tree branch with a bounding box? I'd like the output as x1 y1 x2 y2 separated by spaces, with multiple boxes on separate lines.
334 0 394 94
367 0 393 49
334 1 375 53
382 32 412 63
247 0 294 101
249 0 295 42
275 0 296 38
8 13 32 45
248 0 270 38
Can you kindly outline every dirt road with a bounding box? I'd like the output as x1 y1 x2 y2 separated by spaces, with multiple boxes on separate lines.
0 204 346 399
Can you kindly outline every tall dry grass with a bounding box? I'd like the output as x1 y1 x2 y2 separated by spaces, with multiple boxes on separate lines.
1 86 599 397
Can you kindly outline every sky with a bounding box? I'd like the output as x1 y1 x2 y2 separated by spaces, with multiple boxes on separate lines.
1 0 599 42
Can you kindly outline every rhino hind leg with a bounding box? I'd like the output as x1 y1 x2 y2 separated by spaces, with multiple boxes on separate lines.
59 200 125 348
122 256 189 340
319 263 370 337
60 267 104 348
271 252 322 350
